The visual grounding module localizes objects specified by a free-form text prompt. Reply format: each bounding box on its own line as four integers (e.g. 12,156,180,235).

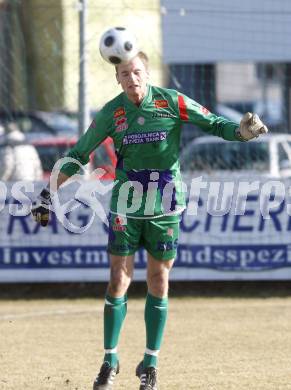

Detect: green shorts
107,213,181,261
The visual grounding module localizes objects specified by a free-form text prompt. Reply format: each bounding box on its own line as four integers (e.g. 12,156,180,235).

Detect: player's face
116,56,149,104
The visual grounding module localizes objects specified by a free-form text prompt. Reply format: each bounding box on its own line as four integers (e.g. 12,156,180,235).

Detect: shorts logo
112,215,127,231
156,239,178,251
115,216,124,224
114,107,126,118
154,99,169,109
167,228,174,237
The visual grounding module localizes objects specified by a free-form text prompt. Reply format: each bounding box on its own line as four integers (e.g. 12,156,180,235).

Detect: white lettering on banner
48,252,59,265
3,248,10,264
15,252,29,264
179,249,193,264
176,245,291,270
196,246,211,264
30,251,46,264
1,247,109,266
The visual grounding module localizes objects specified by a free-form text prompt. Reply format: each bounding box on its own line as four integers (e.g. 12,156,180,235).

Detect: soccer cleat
93,361,119,390
136,361,158,390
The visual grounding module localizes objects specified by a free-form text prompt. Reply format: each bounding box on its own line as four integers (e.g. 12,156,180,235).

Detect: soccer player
31,51,267,390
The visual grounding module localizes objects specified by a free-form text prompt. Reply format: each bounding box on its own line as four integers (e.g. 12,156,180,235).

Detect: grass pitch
1,284,291,389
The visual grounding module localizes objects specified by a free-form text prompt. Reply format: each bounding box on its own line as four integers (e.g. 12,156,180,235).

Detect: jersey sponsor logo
114,107,126,118
154,99,169,109
152,111,175,119
137,116,145,125
112,215,127,231
115,116,128,132
116,123,128,132
123,130,168,145
200,106,210,115
167,228,174,237
115,117,127,126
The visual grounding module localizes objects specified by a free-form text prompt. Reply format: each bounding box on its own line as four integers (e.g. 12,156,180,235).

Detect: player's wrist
235,128,248,142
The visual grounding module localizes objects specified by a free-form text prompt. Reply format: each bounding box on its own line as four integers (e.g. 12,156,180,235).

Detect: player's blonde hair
115,51,149,73
136,51,149,69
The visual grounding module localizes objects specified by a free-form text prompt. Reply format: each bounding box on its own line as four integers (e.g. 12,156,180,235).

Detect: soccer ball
99,27,139,65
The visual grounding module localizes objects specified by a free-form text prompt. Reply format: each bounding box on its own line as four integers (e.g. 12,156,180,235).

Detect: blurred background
0,0,291,177
1,0,290,128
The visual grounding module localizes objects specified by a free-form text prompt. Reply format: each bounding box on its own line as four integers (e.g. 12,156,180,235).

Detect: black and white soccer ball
99,27,139,65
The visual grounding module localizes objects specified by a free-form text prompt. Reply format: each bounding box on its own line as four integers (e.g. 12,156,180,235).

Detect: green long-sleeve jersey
61,84,240,218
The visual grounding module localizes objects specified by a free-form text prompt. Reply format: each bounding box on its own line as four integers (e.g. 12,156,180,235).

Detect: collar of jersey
122,84,152,110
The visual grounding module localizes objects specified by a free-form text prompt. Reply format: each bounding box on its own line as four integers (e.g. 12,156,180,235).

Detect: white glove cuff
39,188,52,206
235,128,248,142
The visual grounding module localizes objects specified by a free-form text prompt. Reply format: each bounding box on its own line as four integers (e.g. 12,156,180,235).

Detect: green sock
143,293,168,368
103,294,127,367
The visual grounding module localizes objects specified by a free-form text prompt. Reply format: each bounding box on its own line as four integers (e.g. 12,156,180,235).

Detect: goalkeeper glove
236,112,268,141
31,188,52,227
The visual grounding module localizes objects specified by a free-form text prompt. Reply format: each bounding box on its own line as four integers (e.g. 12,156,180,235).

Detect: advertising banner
1,177,291,282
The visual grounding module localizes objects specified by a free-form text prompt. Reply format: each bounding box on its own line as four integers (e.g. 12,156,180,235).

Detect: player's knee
147,272,169,297
109,268,131,295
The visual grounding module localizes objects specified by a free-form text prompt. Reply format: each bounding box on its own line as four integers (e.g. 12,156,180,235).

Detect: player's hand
236,112,268,141
31,188,52,227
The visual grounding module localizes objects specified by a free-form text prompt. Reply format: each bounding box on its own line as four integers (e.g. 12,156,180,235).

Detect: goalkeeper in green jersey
32,51,267,390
